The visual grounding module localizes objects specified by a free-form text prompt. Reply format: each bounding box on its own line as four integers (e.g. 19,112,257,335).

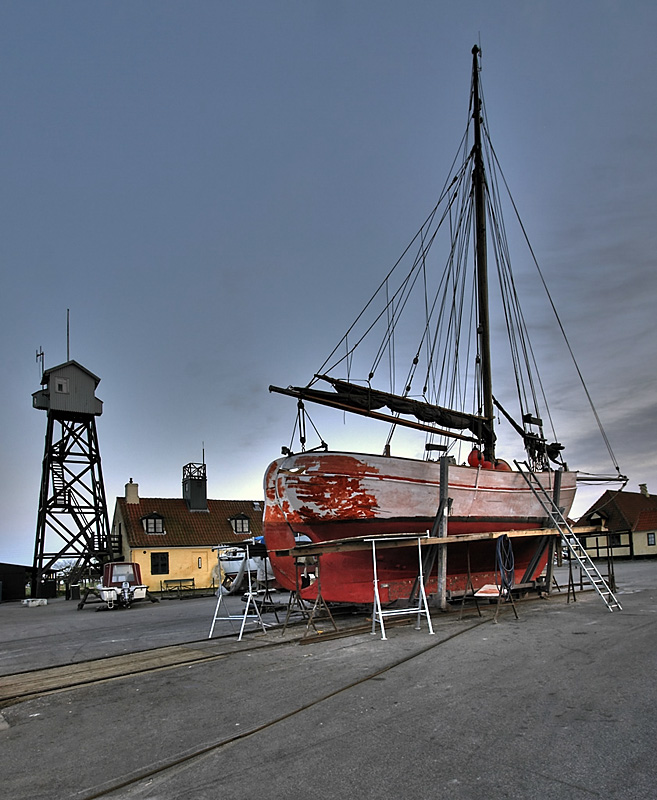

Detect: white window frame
142,515,165,534
230,516,250,534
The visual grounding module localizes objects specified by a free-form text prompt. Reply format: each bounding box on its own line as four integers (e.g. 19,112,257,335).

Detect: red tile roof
117,497,263,548
634,510,657,532
576,490,657,532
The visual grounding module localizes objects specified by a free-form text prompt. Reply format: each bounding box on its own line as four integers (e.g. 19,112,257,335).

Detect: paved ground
1,561,655,799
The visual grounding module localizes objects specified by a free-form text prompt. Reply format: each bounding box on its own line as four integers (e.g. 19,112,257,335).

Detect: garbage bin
71,584,80,600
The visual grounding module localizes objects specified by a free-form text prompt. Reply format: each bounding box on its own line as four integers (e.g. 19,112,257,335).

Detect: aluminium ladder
514,461,622,612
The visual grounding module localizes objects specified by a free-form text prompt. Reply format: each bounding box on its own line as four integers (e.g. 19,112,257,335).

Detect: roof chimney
125,478,140,504
183,463,208,511
640,483,650,498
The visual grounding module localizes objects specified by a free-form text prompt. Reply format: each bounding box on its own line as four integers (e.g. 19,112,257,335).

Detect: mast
471,44,495,462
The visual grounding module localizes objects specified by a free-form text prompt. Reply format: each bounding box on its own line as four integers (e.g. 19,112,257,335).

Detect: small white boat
219,548,260,579
97,562,148,608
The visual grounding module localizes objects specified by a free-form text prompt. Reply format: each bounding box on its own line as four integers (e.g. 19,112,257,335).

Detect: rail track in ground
0,607,503,800
0,610,428,709
77,614,494,800
2,581,566,714
0,638,251,709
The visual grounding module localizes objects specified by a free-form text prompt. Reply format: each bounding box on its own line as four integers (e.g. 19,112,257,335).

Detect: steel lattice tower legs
31,413,113,597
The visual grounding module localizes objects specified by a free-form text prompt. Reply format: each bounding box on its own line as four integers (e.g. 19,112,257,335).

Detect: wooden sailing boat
263,46,580,604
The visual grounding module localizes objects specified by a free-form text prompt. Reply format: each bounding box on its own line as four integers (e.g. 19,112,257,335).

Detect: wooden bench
160,578,195,598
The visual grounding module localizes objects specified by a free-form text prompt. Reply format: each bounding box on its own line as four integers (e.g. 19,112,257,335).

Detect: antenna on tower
66,309,70,361
202,441,205,465
36,348,44,379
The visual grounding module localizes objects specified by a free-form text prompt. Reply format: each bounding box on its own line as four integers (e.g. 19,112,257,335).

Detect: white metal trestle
369,536,435,640
208,544,268,640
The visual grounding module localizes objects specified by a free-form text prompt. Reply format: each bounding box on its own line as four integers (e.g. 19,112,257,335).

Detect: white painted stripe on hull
268,451,576,526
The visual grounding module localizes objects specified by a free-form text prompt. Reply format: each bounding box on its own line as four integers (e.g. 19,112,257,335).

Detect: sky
1,1,656,565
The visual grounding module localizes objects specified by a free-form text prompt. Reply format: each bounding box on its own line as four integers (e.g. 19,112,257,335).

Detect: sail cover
296,376,490,437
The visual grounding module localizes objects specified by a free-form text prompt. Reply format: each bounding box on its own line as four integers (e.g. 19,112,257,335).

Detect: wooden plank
0,646,220,702
275,526,603,557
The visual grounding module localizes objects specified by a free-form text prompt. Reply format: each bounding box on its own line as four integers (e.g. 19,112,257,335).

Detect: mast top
470,44,495,462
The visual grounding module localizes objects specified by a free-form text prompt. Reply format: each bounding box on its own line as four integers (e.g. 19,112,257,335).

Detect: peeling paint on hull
263,452,577,604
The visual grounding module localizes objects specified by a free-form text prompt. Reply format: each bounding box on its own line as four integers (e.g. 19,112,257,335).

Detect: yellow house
633,511,657,557
110,463,262,592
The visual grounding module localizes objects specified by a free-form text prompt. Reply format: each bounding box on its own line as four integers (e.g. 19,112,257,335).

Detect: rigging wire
483,129,557,443
292,50,622,480
287,401,326,454
477,65,559,450
487,140,624,476
368,198,458,381
315,151,472,381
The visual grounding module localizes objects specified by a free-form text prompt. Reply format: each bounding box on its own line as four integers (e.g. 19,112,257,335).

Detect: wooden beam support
274,526,604,558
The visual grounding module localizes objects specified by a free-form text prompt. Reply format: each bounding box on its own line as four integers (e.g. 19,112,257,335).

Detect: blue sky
2,1,656,564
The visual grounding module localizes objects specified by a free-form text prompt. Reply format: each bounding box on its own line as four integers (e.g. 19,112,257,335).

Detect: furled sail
319,376,484,432
269,375,493,444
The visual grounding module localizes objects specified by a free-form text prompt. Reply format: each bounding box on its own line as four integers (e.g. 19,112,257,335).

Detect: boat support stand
208,543,268,641
302,555,338,638
369,536,435,640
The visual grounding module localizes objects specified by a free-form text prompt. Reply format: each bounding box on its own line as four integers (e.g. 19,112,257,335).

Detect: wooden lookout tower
31,360,115,597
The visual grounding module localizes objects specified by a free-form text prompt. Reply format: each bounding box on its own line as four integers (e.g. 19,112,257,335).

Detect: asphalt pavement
1,561,656,800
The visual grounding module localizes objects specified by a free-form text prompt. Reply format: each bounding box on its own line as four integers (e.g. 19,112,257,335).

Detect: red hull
263,452,576,604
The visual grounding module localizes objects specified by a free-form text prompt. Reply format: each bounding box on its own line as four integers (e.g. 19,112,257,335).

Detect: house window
142,515,164,534
54,377,69,394
151,552,169,575
230,515,250,534
648,532,656,547
609,533,621,547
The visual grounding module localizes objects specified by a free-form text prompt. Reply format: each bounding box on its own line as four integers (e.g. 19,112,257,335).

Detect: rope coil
495,534,515,595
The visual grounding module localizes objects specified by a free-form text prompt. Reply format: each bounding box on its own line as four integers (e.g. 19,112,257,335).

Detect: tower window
54,378,69,394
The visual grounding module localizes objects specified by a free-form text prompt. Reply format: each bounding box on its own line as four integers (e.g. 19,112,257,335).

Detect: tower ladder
51,460,68,506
